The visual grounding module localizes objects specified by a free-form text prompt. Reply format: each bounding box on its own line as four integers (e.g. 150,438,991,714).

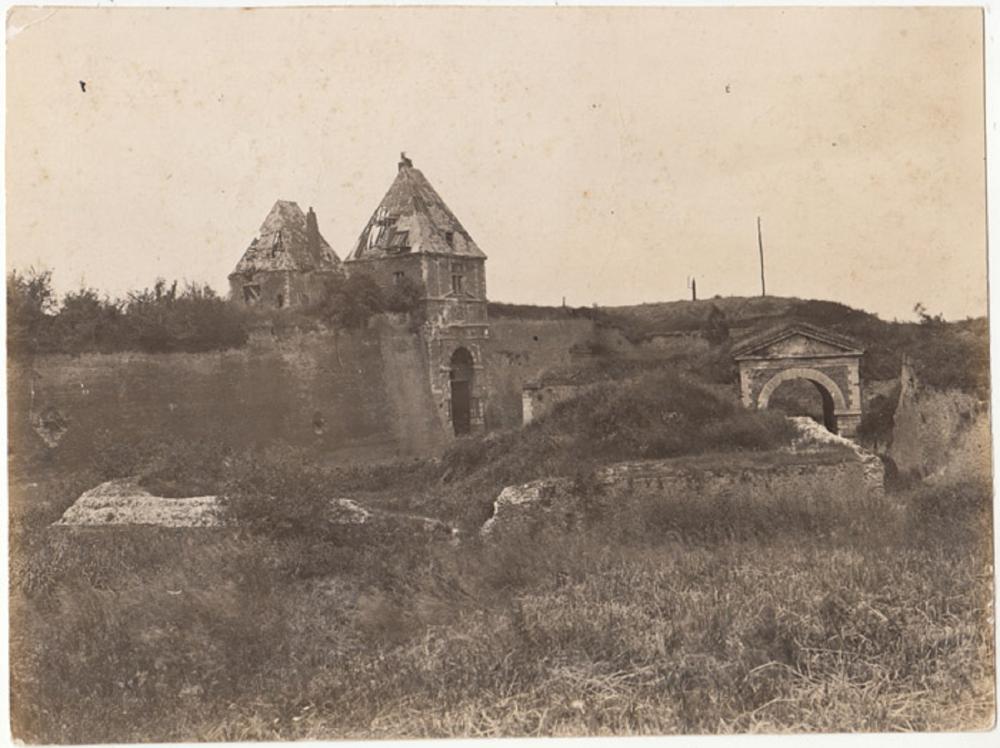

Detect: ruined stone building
229,200,341,309
227,156,490,437
345,154,490,436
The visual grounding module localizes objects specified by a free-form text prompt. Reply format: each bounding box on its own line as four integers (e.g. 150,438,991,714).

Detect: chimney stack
306,207,320,253
398,151,413,171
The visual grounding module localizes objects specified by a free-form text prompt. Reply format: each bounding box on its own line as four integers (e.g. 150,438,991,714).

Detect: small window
393,271,405,286
388,230,410,251
451,274,464,294
276,293,285,309
445,231,455,248
243,284,261,304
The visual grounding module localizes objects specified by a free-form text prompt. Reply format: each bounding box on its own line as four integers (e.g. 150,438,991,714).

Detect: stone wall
522,383,595,425
8,315,600,469
228,268,338,310
482,449,882,537
482,317,598,429
7,319,445,470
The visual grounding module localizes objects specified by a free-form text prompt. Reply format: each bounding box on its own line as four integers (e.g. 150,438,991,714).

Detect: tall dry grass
8,468,993,742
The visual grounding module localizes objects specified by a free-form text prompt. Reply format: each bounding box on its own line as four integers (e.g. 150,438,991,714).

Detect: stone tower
345,154,489,436
229,201,341,309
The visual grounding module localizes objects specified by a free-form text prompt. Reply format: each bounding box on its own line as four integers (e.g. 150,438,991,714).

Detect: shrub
221,453,334,538
383,275,424,314
6,271,249,355
137,438,234,497
7,267,57,354
857,385,899,450
90,431,159,481
316,272,385,329
704,304,730,345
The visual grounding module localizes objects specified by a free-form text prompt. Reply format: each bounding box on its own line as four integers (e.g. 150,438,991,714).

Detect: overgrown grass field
8,457,994,741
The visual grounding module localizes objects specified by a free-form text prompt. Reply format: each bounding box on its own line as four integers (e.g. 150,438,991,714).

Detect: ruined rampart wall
7,320,444,469
8,316,598,468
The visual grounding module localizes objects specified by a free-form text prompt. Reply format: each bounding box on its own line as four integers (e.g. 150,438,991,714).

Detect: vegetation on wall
6,268,429,354
7,270,248,355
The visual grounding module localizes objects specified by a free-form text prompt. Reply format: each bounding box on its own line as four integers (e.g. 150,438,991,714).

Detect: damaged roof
346,154,487,261
231,200,341,276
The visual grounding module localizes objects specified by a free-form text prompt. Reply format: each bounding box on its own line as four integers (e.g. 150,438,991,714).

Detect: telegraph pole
757,216,766,297
686,276,697,301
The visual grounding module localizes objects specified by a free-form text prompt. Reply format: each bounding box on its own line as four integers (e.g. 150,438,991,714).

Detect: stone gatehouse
733,322,864,436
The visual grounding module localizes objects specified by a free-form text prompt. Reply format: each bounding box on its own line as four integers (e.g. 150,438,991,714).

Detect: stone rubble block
54,478,458,536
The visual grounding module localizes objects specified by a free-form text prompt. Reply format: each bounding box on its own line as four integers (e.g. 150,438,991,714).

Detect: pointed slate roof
231,200,340,276
346,155,486,261
732,321,864,360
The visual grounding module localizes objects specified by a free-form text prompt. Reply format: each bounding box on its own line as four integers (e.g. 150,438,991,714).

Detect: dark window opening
393,271,405,286
388,230,410,253
243,284,261,304
445,231,455,248
451,274,464,294
276,293,285,309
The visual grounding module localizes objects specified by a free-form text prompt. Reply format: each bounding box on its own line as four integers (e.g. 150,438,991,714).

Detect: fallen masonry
481,417,885,537
55,477,458,536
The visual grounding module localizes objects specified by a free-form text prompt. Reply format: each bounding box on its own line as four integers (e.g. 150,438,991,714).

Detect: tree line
6,268,425,355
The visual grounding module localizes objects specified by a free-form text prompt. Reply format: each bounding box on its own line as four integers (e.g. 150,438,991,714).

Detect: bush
6,272,249,355
383,275,425,314
221,452,335,538
316,272,385,329
137,438,234,497
857,385,899,450
7,267,57,354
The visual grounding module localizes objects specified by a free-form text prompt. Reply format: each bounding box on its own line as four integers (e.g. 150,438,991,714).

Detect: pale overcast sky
6,6,987,321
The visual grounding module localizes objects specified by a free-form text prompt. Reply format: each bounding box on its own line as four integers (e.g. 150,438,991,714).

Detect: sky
5,6,988,321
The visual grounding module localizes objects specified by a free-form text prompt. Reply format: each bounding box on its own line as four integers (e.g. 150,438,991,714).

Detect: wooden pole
757,216,766,296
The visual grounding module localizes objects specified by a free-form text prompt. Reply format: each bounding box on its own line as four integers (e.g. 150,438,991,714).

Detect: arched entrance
733,323,864,438
449,347,475,436
757,367,847,434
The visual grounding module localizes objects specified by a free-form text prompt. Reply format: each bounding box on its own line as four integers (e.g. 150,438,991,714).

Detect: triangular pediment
733,323,863,360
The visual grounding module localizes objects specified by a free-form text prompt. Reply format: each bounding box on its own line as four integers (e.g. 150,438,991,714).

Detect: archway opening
449,347,475,436
763,377,838,434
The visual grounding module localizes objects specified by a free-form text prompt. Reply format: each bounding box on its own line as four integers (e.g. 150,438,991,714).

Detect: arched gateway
733,323,864,437
449,347,475,436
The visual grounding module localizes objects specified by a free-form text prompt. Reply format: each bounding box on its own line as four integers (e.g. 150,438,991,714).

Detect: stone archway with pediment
733,323,864,437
